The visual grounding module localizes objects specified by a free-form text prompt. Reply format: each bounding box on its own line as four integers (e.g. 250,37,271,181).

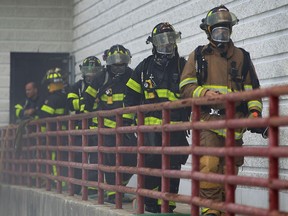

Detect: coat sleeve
67,81,82,112
243,57,263,113
179,51,209,98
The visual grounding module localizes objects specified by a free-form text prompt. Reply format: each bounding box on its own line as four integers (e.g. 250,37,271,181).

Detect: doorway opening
10,52,74,123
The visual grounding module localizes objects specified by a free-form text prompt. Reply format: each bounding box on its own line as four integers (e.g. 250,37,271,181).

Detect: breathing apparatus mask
146,22,181,65
200,5,238,49
80,56,104,85
104,44,132,76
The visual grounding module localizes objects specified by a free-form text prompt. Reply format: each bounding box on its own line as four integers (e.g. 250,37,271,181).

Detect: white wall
0,0,73,126
72,0,288,211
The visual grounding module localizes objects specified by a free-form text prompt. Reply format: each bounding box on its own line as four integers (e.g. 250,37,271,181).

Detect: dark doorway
10,52,75,124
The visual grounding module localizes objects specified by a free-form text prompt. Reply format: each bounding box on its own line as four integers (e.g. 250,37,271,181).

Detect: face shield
211,27,230,42
81,66,104,84
152,31,181,46
206,11,238,27
155,44,175,55
152,31,180,55
106,53,131,66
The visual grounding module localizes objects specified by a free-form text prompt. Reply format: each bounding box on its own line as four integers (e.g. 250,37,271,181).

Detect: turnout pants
103,133,137,186
199,130,244,202
144,131,188,208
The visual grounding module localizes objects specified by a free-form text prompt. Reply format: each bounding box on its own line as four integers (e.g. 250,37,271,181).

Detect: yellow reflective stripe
193,86,206,97
93,117,116,128
101,93,124,101
80,104,85,111
86,86,97,98
179,77,197,89
157,199,176,206
210,128,243,140
201,208,210,214
15,104,23,117
41,104,55,114
107,191,116,196
123,113,134,120
126,78,141,93
51,152,57,176
143,117,180,125
143,89,179,101
202,85,228,94
104,118,116,128
67,92,78,99
72,99,79,110
55,108,65,115
244,85,253,91
87,187,98,190
41,126,46,132
248,100,263,111
92,117,98,124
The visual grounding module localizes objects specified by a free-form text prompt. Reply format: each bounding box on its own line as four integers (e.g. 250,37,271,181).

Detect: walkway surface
0,184,191,216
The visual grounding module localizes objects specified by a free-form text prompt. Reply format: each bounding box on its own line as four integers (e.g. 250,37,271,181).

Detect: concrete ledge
0,184,134,216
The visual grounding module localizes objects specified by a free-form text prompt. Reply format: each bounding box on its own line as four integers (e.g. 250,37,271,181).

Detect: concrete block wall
72,0,288,211
0,0,73,126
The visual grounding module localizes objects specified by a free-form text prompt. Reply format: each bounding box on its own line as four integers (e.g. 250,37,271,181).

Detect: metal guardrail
0,85,288,215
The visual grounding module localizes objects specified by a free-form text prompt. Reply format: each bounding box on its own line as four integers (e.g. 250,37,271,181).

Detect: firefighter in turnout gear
82,44,137,203
67,56,105,194
39,68,68,187
124,22,189,213
15,82,41,122
179,5,263,216
39,68,68,121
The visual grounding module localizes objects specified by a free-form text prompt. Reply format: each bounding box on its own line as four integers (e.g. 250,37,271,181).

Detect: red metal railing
1,85,288,215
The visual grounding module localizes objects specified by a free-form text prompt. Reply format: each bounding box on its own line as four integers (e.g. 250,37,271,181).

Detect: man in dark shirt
15,82,41,122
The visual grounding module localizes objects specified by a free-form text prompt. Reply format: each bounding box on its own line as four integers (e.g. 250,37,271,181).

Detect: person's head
79,56,104,85
200,5,238,49
103,44,132,76
44,68,64,93
146,22,181,64
25,82,38,99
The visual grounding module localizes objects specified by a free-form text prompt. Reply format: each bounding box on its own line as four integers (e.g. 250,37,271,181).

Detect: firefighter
67,56,105,194
82,44,137,203
39,68,68,187
39,68,68,120
179,5,263,216
124,23,189,213
15,82,41,122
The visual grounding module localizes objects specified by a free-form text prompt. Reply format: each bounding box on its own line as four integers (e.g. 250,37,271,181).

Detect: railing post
115,113,123,209
81,118,88,200
161,108,170,213
56,120,62,193
191,104,200,216
225,100,236,216
268,95,279,212
97,115,105,204
137,110,145,214
45,122,52,191
68,119,74,196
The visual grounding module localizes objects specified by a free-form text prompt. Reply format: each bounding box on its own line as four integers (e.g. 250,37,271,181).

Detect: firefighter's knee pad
200,156,222,189
200,156,220,174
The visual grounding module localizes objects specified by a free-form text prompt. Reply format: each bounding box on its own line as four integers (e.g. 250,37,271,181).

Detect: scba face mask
211,27,230,43
155,43,175,55
110,64,126,75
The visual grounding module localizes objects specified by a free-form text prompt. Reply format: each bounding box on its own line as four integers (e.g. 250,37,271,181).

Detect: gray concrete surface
0,184,191,216
0,184,135,216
